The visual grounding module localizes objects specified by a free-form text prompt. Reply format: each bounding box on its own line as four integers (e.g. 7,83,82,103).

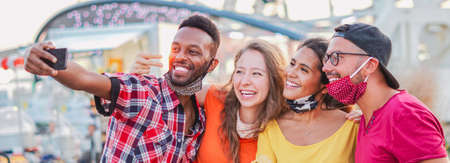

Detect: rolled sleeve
94,73,159,121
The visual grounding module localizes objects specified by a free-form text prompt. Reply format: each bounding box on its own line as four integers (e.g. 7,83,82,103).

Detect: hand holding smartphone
43,48,68,70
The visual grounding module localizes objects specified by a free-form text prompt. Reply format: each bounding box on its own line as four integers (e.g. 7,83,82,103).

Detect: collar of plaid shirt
95,74,206,163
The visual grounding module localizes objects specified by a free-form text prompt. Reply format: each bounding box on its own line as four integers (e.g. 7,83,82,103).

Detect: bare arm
345,109,362,122
195,84,210,106
421,157,449,163
24,42,111,99
54,62,111,99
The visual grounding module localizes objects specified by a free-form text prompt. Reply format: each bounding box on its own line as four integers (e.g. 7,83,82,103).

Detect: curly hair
179,15,220,56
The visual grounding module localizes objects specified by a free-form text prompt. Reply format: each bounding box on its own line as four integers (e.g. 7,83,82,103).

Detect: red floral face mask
326,57,372,105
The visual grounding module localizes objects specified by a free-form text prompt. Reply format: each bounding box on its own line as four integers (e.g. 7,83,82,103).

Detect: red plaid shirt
94,73,205,163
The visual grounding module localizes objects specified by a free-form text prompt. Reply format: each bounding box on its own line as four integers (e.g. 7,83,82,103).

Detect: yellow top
254,120,358,163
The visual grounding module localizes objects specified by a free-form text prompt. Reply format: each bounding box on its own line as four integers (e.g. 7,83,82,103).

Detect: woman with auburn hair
213,40,288,163
254,38,359,163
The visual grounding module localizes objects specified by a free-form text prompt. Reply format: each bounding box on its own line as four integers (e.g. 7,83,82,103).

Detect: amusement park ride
1,0,450,161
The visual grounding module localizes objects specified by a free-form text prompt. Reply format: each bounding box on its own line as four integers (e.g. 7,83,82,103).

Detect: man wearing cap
323,23,448,162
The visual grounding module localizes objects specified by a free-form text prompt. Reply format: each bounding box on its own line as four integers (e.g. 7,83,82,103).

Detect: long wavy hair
219,40,288,163
297,38,347,111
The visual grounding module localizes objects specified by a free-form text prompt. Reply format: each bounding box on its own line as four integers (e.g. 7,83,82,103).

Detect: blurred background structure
0,0,449,162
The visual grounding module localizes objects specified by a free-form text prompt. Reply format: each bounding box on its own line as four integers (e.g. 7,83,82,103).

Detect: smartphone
43,48,67,70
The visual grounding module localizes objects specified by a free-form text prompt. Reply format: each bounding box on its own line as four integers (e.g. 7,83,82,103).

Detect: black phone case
43,48,67,70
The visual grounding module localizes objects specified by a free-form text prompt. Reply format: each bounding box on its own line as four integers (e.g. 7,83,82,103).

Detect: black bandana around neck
286,95,318,113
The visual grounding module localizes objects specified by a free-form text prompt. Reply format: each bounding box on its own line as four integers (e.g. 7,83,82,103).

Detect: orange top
196,86,257,163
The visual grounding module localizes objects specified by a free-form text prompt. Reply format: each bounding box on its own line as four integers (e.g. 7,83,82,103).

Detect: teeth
174,66,188,72
286,81,300,87
329,78,338,82
240,90,256,96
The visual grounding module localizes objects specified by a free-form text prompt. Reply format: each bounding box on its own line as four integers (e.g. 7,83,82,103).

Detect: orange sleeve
197,85,228,163
204,85,224,111
200,86,257,163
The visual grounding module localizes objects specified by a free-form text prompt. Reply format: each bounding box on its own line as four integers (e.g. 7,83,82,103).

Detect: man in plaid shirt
24,15,220,162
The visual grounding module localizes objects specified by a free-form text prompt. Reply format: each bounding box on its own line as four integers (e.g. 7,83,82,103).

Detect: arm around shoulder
196,84,211,107
421,157,449,163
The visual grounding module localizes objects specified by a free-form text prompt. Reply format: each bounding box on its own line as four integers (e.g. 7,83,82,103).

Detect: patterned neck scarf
236,111,257,139
164,59,214,96
286,95,318,113
164,73,203,96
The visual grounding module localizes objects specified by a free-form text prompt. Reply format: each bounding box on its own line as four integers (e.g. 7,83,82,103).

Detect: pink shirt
356,90,447,163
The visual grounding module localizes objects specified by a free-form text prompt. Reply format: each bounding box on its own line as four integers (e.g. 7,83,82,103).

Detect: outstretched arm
24,42,111,99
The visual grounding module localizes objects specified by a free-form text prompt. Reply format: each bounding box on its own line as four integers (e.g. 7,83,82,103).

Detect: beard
165,60,212,96
168,60,211,86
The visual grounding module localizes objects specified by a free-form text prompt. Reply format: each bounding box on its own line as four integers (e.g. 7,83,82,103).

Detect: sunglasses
323,51,370,66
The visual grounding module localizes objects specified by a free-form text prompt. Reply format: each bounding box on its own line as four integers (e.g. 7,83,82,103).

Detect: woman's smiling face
233,49,270,110
283,47,324,100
